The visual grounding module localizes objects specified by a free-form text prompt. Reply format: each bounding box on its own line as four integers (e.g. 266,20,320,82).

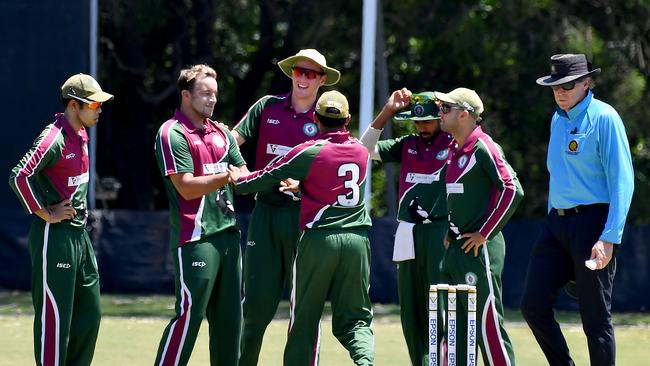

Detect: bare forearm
230,130,246,146
171,173,232,200
371,106,395,129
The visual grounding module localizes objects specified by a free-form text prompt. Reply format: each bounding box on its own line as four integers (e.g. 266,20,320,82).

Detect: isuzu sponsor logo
266,144,291,156
65,152,76,160
407,148,417,155
246,241,256,247
203,162,228,175
266,118,280,125
56,263,71,269
405,172,438,184
68,172,89,187
446,183,464,194
192,261,206,267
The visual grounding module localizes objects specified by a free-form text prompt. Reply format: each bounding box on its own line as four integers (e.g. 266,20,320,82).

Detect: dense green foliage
97,0,649,222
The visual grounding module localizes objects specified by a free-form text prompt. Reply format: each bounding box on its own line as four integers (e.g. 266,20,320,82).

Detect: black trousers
520,204,616,366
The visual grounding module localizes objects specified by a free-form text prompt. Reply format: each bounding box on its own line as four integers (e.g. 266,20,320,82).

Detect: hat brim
433,91,456,105
393,111,440,121
278,55,341,86
87,91,114,102
535,69,601,86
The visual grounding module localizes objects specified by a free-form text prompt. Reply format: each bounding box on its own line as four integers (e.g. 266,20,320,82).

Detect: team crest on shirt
212,134,225,148
465,272,478,286
436,149,449,160
458,155,468,168
568,139,578,153
303,122,318,136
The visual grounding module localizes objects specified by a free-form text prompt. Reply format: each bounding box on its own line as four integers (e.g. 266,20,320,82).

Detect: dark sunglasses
438,103,466,114
291,67,325,80
551,79,582,91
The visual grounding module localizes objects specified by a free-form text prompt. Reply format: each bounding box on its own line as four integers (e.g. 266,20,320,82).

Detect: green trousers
396,219,447,366
284,228,374,366
440,231,515,366
28,219,101,366
155,229,242,366
239,201,300,366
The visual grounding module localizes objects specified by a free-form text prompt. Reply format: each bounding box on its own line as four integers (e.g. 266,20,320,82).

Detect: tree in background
96,0,649,223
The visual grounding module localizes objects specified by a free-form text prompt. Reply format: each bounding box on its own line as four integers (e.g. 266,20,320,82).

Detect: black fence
0,209,648,312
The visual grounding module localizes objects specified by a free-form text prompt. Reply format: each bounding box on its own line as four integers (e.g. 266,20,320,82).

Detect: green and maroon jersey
444,126,523,239
233,93,319,205
9,113,90,228
236,130,371,231
377,132,453,223
155,110,246,246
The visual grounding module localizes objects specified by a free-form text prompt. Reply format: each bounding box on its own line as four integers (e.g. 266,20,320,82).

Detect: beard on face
191,97,214,119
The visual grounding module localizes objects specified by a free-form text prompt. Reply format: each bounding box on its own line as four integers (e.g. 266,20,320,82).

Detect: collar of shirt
453,125,483,154
283,92,317,116
555,90,593,121
55,113,88,143
318,129,350,142
422,131,452,148
174,109,216,134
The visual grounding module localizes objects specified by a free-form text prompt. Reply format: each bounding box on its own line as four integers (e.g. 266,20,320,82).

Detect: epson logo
267,119,280,125
56,263,71,269
65,153,76,160
192,261,207,267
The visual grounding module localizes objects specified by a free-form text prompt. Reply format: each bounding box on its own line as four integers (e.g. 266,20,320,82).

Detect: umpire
521,54,635,365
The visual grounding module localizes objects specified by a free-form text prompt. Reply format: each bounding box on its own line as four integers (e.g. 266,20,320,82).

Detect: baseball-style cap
433,87,484,116
61,73,114,102
277,49,341,86
394,92,440,121
315,90,349,119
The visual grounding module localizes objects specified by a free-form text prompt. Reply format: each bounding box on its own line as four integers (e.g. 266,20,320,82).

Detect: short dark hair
177,64,217,94
315,113,347,128
61,97,83,109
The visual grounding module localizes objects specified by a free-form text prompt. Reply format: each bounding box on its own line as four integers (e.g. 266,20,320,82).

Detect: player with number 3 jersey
229,91,374,366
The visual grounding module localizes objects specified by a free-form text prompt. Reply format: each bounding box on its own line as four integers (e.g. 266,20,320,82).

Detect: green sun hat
393,92,440,121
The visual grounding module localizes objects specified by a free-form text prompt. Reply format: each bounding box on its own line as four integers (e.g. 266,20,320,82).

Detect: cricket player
230,48,341,366
153,64,247,366
9,73,113,366
229,91,374,366
360,88,452,365
436,88,523,366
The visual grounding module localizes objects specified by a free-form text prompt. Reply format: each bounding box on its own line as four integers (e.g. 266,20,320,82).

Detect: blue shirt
547,91,634,244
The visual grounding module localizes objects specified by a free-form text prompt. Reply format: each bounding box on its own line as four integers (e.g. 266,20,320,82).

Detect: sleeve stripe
159,121,179,176
237,141,319,186
12,125,61,213
233,95,282,130
477,137,517,238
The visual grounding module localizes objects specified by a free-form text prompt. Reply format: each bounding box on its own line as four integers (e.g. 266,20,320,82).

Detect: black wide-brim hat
536,54,601,86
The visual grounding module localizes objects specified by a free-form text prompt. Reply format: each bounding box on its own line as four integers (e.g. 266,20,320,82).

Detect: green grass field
1,291,649,365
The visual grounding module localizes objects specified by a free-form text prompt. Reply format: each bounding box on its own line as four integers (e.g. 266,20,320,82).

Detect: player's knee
520,294,546,320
